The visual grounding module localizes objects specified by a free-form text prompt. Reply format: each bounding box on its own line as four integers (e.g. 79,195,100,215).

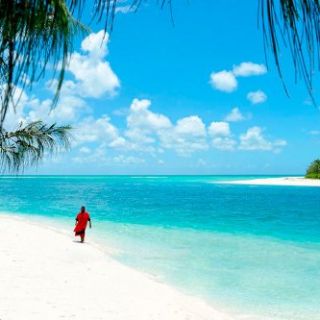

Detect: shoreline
0,214,232,320
217,176,320,187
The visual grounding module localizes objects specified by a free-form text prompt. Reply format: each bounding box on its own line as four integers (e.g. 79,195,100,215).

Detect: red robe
74,212,90,236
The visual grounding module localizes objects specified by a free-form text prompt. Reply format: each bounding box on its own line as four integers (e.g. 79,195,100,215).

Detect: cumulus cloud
68,98,210,157
7,30,121,133
162,116,208,155
2,84,88,130
6,81,287,168
127,99,171,130
247,90,267,104
81,31,109,58
124,99,171,151
212,137,236,151
239,126,287,152
73,115,124,148
27,93,88,124
125,99,207,155
3,30,121,133
233,62,267,77
224,107,245,122
113,155,145,165
208,121,231,136
209,61,267,93
175,116,206,137
209,70,238,92
79,147,91,154
208,121,236,150
68,30,120,98
125,99,208,155
2,85,29,130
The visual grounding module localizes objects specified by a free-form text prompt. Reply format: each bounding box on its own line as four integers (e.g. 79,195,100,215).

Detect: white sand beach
220,176,320,187
0,215,232,320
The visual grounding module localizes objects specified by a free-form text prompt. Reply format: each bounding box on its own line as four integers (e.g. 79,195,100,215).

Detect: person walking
74,206,92,243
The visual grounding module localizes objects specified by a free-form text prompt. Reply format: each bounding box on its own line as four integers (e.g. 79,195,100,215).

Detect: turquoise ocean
0,175,319,320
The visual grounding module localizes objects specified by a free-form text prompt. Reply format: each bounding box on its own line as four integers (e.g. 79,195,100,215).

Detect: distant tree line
305,159,320,179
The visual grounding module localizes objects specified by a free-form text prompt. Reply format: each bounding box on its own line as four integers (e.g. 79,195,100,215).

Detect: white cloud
224,107,245,122
124,98,171,152
81,30,109,58
160,115,208,155
209,70,237,92
208,121,231,136
208,121,236,151
68,30,120,98
72,147,108,164
5,79,288,169
113,108,128,117
124,99,208,155
113,155,145,165
233,62,267,77
247,90,267,104
27,93,88,124
2,84,88,130
2,30,121,142
12,30,121,134
211,137,237,151
175,116,206,136
209,62,267,93
2,85,29,130
73,115,123,148
239,127,271,150
239,126,287,152
128,99,171,130
79,147,91,154
273,139,287,147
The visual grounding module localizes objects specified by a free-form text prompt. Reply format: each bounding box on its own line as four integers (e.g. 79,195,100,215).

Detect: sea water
0,175,319,320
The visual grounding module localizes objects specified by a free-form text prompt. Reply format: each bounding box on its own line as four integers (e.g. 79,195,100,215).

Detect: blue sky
8,1,320,174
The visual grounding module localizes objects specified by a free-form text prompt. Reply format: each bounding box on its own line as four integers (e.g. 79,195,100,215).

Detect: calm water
0,175,319,320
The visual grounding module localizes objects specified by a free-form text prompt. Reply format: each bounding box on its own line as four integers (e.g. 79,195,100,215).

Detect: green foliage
260,0,320,103
0,0,85,171
305,159,320,179
0,121,72,172
0,0,87,128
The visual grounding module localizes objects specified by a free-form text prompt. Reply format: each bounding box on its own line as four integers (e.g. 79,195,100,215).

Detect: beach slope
0,215,230,320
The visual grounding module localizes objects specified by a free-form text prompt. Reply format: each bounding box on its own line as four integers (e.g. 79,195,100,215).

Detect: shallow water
0,175,319,319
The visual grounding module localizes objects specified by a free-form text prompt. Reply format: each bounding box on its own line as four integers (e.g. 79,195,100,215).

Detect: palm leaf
0,120,72,172
259,0,320,103
0,0,87,129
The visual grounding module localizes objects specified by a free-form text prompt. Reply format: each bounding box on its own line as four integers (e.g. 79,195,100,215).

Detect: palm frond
0,120,72,172
260,0,320,103
0,0,87,129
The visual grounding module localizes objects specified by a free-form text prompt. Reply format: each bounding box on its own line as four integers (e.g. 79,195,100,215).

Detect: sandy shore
0,215,231,320
220,176,320,187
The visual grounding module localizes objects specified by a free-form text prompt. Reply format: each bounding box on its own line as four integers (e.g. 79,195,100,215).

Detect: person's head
81,206,86,213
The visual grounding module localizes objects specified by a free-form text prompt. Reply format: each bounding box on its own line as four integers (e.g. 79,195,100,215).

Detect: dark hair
81,206,85,212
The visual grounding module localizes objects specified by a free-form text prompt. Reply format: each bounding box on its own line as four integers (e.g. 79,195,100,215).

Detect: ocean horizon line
0,173,304,177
